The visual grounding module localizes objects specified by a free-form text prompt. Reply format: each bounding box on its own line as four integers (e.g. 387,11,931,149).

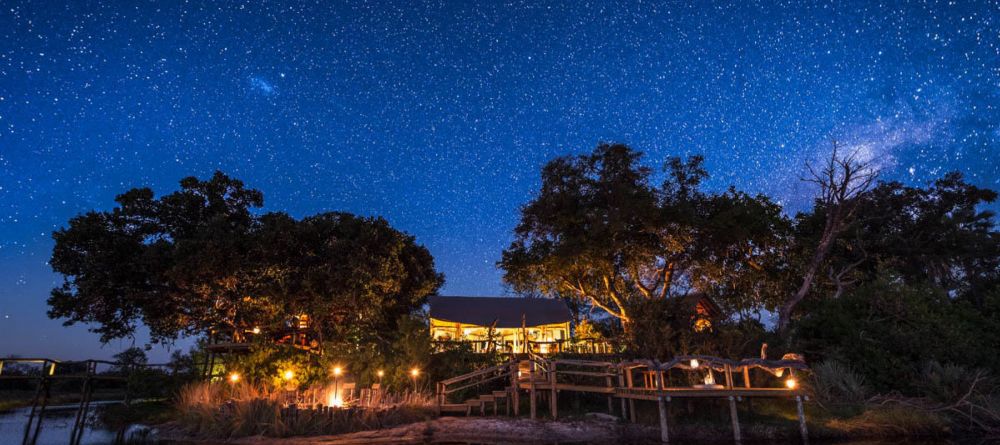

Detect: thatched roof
428,296,571,328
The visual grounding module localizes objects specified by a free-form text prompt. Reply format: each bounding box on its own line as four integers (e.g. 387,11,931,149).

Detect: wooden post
605,371,614,414
73,369,95,445
511,361,520,416
506,389,511,415
30,377,51,445
22,360,48,445
743,366,751,388
728,396,741,443
69,365,92,445
656,369,670,443
618,368,627,418
796,396,809,445
549,361,558,419
626,367,636,423
435,383,442,416
529,362,537,420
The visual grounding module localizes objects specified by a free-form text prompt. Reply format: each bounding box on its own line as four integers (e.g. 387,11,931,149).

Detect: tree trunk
778,227,836,332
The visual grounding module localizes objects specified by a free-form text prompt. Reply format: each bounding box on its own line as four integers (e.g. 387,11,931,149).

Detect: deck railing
431,338,613,355
435,354,811,444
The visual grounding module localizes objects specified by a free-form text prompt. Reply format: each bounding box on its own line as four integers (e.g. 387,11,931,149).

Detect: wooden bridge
435,354,811,444
0,357,159,445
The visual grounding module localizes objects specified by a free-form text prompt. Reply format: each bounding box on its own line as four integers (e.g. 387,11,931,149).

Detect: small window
694,318,712,332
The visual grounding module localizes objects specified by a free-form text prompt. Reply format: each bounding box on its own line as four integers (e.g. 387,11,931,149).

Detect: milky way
1,1,998,360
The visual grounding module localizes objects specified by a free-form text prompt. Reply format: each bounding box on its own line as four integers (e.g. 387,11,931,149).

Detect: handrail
0,357,176,379
439,361,512,386
431,338,614,355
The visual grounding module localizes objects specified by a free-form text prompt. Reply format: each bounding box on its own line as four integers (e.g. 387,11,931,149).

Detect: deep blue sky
1,1,998,362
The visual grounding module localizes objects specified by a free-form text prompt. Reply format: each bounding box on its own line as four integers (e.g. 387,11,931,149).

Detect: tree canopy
500,143,789,326
49,172,443,345
502,142,1000,363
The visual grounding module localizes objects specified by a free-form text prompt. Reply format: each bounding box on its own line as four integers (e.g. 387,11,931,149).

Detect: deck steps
452,390,511,416
439,403,469,414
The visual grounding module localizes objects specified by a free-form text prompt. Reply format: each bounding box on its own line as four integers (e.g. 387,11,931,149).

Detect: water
0,406,992,445
0,404,117,445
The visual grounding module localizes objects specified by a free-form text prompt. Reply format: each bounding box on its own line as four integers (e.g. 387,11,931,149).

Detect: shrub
917,362,993,405
794,277,1000,393
811,361,869,413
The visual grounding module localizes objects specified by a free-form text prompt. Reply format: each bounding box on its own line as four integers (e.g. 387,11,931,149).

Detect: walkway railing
0,357,172,445
431,338,613,355
436,354,812,444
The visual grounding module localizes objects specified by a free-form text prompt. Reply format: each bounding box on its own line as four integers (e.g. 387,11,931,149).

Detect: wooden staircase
437,358,531,416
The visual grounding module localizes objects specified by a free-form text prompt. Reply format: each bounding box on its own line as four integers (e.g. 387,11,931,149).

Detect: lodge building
428,295,720,355
428,296,574,354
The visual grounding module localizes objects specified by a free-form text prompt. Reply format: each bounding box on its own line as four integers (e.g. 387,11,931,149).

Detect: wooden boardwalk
1,358,125,445
0,357,165,445
436,354,811,444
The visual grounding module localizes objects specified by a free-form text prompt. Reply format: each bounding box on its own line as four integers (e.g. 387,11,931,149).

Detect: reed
174,381,434,439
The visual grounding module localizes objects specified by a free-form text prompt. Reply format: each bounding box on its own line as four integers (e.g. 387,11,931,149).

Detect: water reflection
1,406,995,445
0,405,115,445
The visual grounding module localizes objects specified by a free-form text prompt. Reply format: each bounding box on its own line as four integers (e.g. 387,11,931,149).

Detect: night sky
1,1,998,361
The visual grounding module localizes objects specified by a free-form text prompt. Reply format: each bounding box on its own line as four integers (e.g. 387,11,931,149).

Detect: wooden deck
436,354,811,444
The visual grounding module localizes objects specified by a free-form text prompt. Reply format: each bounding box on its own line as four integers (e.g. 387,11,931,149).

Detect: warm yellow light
785,378,797,390
251,326,261,334
410,368,420,377
327,393,344,408
376,370,385,378
228,372,240,383
694,318,712,332
283,370,295,381
690,359,700,369
332,366,343,377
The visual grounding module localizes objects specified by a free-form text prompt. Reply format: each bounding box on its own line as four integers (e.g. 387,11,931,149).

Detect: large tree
48,172,443,345
796,171,999,309
777,145,877,332
500,143,788,327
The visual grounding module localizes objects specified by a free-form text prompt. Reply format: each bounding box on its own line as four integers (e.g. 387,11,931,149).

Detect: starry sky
1,1,998,362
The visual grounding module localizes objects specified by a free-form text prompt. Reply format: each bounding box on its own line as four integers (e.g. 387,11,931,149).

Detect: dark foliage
48,172,443,346
501,143,789,328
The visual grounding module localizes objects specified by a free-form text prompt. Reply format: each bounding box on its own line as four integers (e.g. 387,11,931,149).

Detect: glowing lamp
376,370,385,378
332,366,343,377
283,370,295,381
251,326,261,334
228,372,240,383
328,394,344,408
785,378,797,390
410,368,420,377
690,359,700,369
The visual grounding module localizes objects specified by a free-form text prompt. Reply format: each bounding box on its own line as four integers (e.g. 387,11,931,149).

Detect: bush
917,362,992,405
811,361,869,413
794,276,1000,393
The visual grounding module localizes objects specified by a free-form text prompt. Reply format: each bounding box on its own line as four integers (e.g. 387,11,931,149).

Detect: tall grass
174,381,434,439
823,405,949,438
